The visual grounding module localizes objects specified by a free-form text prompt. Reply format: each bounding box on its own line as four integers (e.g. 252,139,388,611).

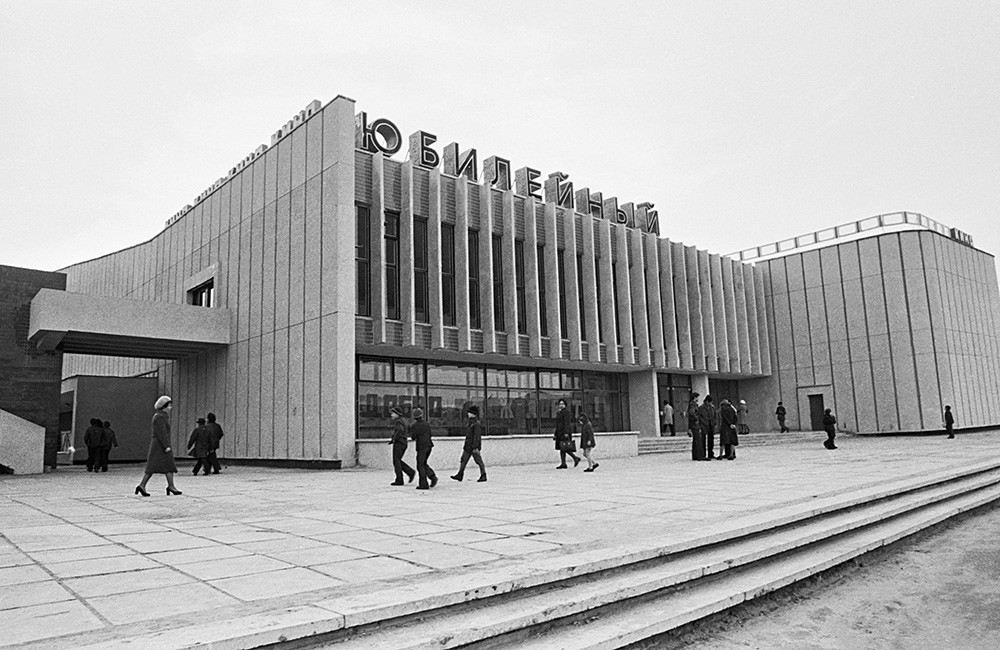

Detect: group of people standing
686,393,746,461
83,419,118,472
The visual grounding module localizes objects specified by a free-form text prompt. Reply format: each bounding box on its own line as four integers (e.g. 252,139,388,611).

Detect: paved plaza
1,431,997,648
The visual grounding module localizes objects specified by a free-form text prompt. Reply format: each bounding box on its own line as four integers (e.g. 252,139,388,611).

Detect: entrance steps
307,461,1000,650
637,430,826,455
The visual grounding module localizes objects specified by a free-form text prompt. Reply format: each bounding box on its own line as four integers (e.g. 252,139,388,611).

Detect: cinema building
14,94,1000,470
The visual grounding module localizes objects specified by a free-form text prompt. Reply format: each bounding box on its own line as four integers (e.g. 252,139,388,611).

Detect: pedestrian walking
736,400,750,435
187,418,212,475
84,418,104,472
661,400,675,436
451,405,487,482
101,421,118,471
698,395,719,459
388,406,416,486
204,412,224,474
554,398,581,469
410,407,437,489
578,412,600,472
689,392,705,460
135,396,181,496
775,401,790,432
823,408,838,449
719,399,739,460
944,405,955,439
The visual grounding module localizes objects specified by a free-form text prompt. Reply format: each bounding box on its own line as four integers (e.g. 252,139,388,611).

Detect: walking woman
135,395,182,496
822,408,838,449
578,412,599,472
554,398,581,469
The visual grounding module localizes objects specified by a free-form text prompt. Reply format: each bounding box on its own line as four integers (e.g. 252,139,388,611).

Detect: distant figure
944,405,955,439
775,401,790,433
101,421,118,471
578,412,599,472
688,392,704,460
719,399,739,460
388,406,415,486
410,407,437,489
554,399,581,469
451,405,487,482
84,418,104,472
187,418,212,476
661,401,675,436
698,395,719,460
135,396,181,496
736,400,749,436
823,409,838,449
204,412,224,474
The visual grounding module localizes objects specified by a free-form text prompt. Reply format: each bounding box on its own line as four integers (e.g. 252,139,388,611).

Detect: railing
729,211,973,262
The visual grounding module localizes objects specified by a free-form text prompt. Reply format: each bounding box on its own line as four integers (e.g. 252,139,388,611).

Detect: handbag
559,438,577,453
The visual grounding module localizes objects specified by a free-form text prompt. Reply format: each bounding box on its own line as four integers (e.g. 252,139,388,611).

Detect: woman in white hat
134,395,182,496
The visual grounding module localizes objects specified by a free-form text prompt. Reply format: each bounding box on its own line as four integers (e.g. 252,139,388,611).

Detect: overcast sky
2,1,998,279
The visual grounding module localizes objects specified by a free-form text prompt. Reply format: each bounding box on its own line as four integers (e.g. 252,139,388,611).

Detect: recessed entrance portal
808,394,826,431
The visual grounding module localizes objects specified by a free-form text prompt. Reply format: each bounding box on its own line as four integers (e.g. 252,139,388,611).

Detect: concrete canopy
28,289,231,359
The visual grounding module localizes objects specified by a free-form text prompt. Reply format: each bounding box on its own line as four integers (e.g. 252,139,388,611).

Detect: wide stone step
638,431,828,454
313,463,1000,649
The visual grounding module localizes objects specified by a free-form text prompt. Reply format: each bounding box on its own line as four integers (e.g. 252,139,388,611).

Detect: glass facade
356,355,630,439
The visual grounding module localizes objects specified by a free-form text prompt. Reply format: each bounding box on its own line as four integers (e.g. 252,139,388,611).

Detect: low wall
0,409,45,475
356,431,639,470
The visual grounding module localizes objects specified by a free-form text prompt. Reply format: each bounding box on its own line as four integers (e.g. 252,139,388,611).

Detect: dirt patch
638,501,1000,649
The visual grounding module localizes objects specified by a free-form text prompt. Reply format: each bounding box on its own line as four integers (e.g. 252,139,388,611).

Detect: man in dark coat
688,393,704,460
698,395,719,460
410,407,437,489
554,398,581,469
204,412,224,474
823,409,838,449
188,418,213,475
100,421,118,471
388,406,416,486
451,405,487,482
84,418,105,472
775,401,790,433
944,405,955,439
719,399,738,460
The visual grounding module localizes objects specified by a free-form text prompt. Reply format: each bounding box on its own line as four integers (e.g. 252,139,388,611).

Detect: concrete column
627,368,658,437
454,181,471,351
479,181,496,354
523,197,543,357
667,241,687,369
754,265,771,374
581,216,601,363
744,263,761,373
628,229,651,366
543,203,562,360
721,256,740,373
685,245,705,371
501,190,519,354
598,219,617,364
733,259,751,374
644,233,666,368
399,161,415,345
428,171,444,349
702,250,719,372
370,152,387,344
614,224,635,365
561,208,582,360
691,373,710,401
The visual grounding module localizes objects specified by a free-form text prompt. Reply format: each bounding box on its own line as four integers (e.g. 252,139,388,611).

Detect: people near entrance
736,401,749,436
822,409,838,449
944,405,955,439
135,395,181,497
410,407,438,489
388,406,416,486
689,393,704,460
660,401,675,436
101,421,118,471
84,418,105,472
698,395,719,460
188,418,213,476
775,401,790,432
554,398,581,469
204,412,224,474
578,412,599,472
451,405,487,482
719,399,739,460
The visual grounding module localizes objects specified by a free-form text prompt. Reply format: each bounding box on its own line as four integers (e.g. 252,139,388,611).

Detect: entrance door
808,394,825,431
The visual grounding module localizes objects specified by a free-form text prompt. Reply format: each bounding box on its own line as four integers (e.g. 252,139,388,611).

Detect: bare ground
635,501,1000,650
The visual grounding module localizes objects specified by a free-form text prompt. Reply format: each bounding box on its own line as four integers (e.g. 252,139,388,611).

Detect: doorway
808,394,825,431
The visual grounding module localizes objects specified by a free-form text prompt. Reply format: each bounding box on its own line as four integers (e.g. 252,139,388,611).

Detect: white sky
2,1,998,279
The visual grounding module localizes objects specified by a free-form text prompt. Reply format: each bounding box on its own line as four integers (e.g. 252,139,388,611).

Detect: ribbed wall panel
383,160,401,211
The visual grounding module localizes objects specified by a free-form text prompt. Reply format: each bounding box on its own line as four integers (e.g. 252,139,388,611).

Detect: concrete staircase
291,460,1000,650
637,430,827,455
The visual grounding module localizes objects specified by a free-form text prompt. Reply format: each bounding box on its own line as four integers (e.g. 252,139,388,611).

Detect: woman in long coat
578,412,599,472
736,400,750,435
553,399,581,469
135,395,182,496
719,398,739,460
